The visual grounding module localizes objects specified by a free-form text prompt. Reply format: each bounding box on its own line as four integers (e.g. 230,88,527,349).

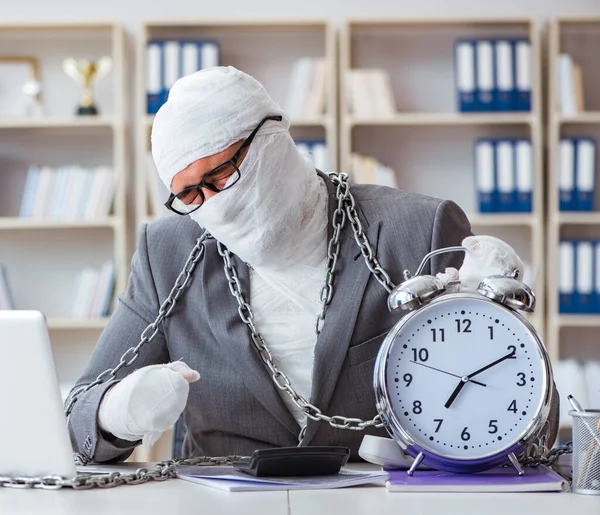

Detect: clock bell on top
387,235,535,314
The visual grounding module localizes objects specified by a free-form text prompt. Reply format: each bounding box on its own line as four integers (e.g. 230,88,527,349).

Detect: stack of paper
284,57,328,119
558,53,584,116
351,154,398,188
176,466,388,492
346,69,397,118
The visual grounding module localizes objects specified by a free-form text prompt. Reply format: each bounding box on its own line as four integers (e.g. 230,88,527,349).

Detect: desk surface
2,465,599,515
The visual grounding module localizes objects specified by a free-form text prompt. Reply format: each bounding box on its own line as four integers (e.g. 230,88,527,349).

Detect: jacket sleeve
67,224,170,463
429,199,473,274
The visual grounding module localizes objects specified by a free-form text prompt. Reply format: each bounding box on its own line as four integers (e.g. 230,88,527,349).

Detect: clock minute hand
444,351,515,409
466,350,516,380
409,360,486,387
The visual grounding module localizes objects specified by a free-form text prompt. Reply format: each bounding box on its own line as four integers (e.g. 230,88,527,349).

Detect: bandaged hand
436,235,525,290
98,361,200,449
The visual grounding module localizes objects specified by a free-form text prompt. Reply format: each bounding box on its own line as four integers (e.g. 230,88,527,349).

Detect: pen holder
569,409,600,495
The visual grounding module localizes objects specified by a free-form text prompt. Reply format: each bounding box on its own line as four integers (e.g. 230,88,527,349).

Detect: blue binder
474,139,496,212
559,138,576,211
455,40,477,112
475,40,496,111
514,139,533,212
574,240,595,313
574,137,596,212
146,41,163,114
495,40,515,111
513,39,532,112
559,240,576,314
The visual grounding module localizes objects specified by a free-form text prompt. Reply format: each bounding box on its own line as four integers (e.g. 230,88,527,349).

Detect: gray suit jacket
68,174,558,462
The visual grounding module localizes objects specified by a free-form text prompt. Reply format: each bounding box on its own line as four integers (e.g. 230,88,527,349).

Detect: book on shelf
147,39,221,115
176,466,388,492
385,465,567,493
0,264,14,310
555,359,600,425
71,260,116,319
455,38,531,113
474,138,533,214
284,57,328,119
350,154,398,189
18,165,117,221
558,138,596,212
345,69,396,118
295,140,329,172
558,53,585,116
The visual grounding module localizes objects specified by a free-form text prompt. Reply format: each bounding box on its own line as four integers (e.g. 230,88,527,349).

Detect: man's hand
98,361,200,449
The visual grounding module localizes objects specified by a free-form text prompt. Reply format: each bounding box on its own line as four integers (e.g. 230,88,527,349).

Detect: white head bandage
151,66,290,188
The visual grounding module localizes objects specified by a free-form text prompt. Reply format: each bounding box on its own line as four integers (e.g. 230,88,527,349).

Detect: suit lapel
302,177,381,444
200,239,299,437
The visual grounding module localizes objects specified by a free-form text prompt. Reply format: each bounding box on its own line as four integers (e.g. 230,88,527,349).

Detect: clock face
379,295,550,461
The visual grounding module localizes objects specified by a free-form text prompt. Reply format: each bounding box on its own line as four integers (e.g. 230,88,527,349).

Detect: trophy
62,56,112,116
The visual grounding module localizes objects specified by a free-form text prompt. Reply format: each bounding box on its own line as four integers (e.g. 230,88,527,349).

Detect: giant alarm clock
373,246,554,475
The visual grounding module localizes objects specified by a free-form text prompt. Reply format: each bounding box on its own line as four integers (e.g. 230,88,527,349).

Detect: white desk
2,466,599,515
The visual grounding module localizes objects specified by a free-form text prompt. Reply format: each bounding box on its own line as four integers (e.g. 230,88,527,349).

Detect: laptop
0,310,78,478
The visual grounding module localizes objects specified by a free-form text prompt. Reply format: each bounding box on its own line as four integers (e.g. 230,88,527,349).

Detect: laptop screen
0,310,77,478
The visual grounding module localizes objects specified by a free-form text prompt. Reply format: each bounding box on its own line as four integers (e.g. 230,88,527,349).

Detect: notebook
385,465,568,493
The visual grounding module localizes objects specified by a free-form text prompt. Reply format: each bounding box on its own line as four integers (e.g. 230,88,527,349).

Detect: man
66,66,551,463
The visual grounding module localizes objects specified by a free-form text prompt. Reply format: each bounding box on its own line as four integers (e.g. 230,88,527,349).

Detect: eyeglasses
165,115,283,215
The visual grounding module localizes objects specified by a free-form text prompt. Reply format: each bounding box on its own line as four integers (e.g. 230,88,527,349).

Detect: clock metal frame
373,293,555,474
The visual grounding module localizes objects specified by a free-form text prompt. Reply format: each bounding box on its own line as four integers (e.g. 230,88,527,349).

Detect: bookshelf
0,23,127,393
339,18,545,336
547,17,600,431
136,20,337,229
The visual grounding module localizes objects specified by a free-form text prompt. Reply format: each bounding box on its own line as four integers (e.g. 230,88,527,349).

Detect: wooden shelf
146,114,334,128
346,112,534,127
0,117,116,129
468,213,537,227
553,212,600,225
556,315,600,328
0,217,120,230
47,317,110,330
557,112,600,124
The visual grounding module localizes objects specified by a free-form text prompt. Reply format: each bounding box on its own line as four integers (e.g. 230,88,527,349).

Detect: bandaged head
151,66,328,271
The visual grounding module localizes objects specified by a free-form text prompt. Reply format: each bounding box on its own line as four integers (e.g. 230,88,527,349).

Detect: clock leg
508,452,525,475
407,452,425,476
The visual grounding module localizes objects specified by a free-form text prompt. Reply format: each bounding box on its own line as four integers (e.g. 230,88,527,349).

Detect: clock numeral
411,348,429,362
455,318,472,333
508,400,518,413
403,373,413,387
430,328,445,342
488,326,494,340
488,420,498,434
433,419,443,433
507,345,517,358
516,372,526,387
461,427,471,441
412,400,423,414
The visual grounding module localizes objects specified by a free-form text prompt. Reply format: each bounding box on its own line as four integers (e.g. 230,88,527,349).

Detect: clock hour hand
444,380,467,409
409,361,486,387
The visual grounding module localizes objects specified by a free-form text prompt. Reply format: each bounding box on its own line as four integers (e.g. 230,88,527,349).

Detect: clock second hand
409,360,487,387
444,350,516,409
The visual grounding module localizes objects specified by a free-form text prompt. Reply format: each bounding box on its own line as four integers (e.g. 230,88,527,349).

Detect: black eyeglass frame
164,115,283,215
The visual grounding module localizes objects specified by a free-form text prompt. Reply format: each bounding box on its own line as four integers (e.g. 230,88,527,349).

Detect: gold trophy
62,56,112,116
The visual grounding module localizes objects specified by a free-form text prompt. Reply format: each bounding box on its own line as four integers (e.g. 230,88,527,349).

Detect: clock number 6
461,427,471,441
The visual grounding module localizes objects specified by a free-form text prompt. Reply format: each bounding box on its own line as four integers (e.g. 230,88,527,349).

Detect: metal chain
218,239,384,435
2,173,567,489
519,441,573,468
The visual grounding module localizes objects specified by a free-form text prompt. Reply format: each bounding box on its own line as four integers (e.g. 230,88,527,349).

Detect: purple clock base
404,442,524,474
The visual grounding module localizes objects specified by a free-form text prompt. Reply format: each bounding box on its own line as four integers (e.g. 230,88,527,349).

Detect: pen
568,394,585,413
